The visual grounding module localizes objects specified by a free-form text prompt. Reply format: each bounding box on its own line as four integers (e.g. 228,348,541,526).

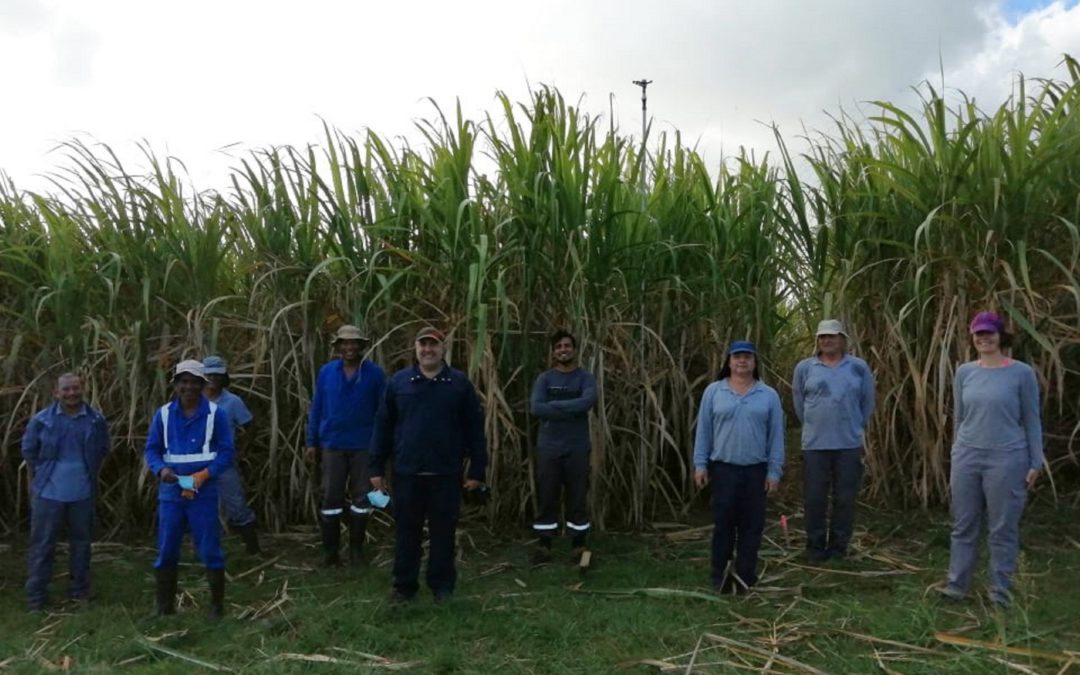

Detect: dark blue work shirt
369,364,487,481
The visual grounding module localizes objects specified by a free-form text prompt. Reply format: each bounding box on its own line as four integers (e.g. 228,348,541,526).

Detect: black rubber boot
155,566,178,616
207,569,226,620
237,523,262,556
320,515,342,566
349,513,368,567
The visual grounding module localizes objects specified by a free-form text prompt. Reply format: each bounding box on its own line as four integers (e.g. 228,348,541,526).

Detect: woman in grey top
942,311,1043,607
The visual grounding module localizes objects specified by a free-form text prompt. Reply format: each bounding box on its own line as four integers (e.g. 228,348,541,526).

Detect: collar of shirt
409,364,453,383
336,358,366,378
50,402,89,418
717,379,765,396
168,396,211,419
812,354,850,368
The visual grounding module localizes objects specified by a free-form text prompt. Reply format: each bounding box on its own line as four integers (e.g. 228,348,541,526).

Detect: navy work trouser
392,474,462,597
26,496,94,606
709,461,767,589
803,448,863,558
533,448,590,540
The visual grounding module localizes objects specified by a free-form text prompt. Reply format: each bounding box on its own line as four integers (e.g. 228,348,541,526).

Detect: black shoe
806,549,830,563
237,523,262,556
155,566,178,616
531,545,553,565
207,569,226,620
433,590,453,605
389,589,416,605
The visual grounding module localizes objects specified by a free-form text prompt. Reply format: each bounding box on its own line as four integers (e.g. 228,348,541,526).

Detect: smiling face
55,374,84,413
552,336,576,366
729,351,756,377
416,337,445,371
174,373,206,407
972,330,1002,356
337,339,363,365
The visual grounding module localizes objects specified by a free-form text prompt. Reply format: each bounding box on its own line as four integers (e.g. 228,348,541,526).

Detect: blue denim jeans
26,496,94,606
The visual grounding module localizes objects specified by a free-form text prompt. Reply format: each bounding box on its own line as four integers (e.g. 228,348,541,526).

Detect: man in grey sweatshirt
529,331,597,564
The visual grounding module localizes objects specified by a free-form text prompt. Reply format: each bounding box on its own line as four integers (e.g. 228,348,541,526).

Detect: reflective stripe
350,505,373,515
161,402,219,464
320,508,344,516
566,521,591,531
532,523,559,531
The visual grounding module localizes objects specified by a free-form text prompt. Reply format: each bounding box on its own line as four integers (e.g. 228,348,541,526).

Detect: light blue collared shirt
792,354,876,450
693,379,785,481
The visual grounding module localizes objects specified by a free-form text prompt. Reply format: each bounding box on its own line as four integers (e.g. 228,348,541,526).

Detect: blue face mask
178,475,196,490
367,489,390,509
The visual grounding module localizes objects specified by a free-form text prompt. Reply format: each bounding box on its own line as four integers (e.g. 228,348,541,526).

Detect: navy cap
727,340,757,355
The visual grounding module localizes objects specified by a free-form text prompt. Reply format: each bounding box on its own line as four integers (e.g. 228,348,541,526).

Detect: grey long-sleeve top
952,360,1044,470
530,368,596,452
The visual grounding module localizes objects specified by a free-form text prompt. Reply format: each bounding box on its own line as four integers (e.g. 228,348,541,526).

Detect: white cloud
0,0,1077,193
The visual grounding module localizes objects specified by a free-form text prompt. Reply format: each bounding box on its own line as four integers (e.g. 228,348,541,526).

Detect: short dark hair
550,330,577,349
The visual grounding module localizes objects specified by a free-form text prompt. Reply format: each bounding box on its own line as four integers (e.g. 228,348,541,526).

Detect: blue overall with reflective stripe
144,397,234,569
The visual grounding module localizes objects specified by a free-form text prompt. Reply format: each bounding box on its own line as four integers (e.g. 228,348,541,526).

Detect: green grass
3,498,1078,673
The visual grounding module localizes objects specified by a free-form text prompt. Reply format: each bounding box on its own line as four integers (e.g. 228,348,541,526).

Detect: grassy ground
2,495,1079,674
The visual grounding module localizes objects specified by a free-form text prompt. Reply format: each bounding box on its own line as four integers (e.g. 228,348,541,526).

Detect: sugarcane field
3,13,1080,672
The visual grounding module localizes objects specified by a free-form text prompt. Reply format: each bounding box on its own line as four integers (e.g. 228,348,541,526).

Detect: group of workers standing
692,313,1043,607
19,310,1043,615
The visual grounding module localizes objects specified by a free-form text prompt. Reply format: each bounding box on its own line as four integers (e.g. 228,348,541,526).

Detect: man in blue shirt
529,330,597,564
144,360,235,618
792,319,876,562
203,355,261,556
370,326,487,603
306,325,386,566
22,373,110,612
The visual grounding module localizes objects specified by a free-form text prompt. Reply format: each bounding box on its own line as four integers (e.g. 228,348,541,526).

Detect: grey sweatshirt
530,368,597,452
953,360,1044,470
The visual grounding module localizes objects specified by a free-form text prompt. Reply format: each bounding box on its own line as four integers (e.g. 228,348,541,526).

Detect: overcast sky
1,0,1078,194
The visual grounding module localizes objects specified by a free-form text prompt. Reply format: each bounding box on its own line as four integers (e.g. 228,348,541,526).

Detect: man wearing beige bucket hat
792,319,876,562
306,325,386,567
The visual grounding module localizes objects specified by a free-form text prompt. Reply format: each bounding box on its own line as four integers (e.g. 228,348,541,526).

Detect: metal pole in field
632,79,652,210
631,78,652,528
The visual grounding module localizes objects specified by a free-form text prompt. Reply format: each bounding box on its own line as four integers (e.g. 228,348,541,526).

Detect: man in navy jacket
22,373,110,611
370,326,487,603
306,325,386,566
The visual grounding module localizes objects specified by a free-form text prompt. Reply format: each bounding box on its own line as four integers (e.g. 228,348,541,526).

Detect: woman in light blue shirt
693,341,784,593
941,311,1043,607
